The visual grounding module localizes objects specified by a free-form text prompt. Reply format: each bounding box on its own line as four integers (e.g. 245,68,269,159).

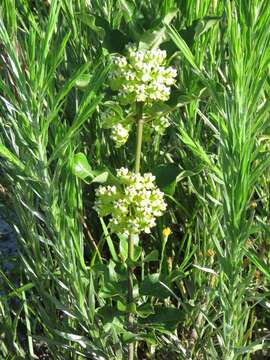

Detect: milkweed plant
2,3,270,360
95,44,177,360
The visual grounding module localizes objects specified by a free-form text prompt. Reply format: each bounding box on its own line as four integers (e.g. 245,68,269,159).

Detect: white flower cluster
100,108,132,147
111,123,131,147
100,107,171,147
152,115,170,135
109,44,177,104
94,168,167,236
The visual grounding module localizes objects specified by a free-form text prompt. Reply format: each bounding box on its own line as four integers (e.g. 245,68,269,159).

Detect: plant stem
127,234,134,360
127,102,144,360
134,102,144,174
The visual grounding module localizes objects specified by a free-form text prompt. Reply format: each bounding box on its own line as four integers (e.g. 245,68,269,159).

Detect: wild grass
1,0,270,359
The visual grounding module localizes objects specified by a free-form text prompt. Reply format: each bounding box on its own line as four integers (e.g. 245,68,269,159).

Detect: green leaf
117,300,127,312
235,340,270,355
49,60,111,163
177,129,222,178
136,303,155,318
167,89,204,108
244,249,270,279
140,274,171,299
100,218,119,262
79,14,105,38
88,273,95,323
71,153,109,183
54,330,94,349
97,305,123,323
119,236,128,261
91,169,109,184
133,245,142,262
152,164,180,195
179,16,221,47
6,283,34,299
75,74,91,88
139,9,178,50
166,24,200,71
195,16,221,37
138,306,183,331
100,24,129,53
71,153,92,180
122,331,139,344
144,250,159,262
0,143,25,170
119,236,142,262
99,280,127,299
118,0,135,22
139,28,168,50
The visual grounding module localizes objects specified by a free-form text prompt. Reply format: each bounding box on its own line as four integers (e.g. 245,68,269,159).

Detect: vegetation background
1,0,270,359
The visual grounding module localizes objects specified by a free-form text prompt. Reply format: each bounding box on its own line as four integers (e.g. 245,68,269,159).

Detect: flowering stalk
127,102,144,360
95,45,175,360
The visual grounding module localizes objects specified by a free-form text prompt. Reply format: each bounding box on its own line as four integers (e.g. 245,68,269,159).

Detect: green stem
134,102,144,174
127,234,134,360
127,102,144,360
159,234,168,274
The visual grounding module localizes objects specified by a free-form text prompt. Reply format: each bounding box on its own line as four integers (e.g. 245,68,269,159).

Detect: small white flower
141,73,151,82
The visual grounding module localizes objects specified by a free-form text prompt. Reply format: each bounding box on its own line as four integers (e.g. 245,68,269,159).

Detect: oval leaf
71,153,93,180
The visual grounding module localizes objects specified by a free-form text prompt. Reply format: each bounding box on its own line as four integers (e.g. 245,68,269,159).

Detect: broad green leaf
91,169,109,184
140,274,171,299
136,303,155,318
79,14,105,38
71,153,92,180
167,89,205,108
119,236,142,262
179,16,221,46
122,331,139,344
139,29,168,50
152,163,180,195
99,280,127,299
71,153,109,183
139,9,178,50
54,330,94,349
97,306,123,323
103,28,129,53
75,74,91,88
117,300,127,312
138,306,184,331
49,60,111,163
144,250,159,262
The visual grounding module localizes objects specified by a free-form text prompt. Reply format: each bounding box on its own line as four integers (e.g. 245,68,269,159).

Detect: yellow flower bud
163,227,172,238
